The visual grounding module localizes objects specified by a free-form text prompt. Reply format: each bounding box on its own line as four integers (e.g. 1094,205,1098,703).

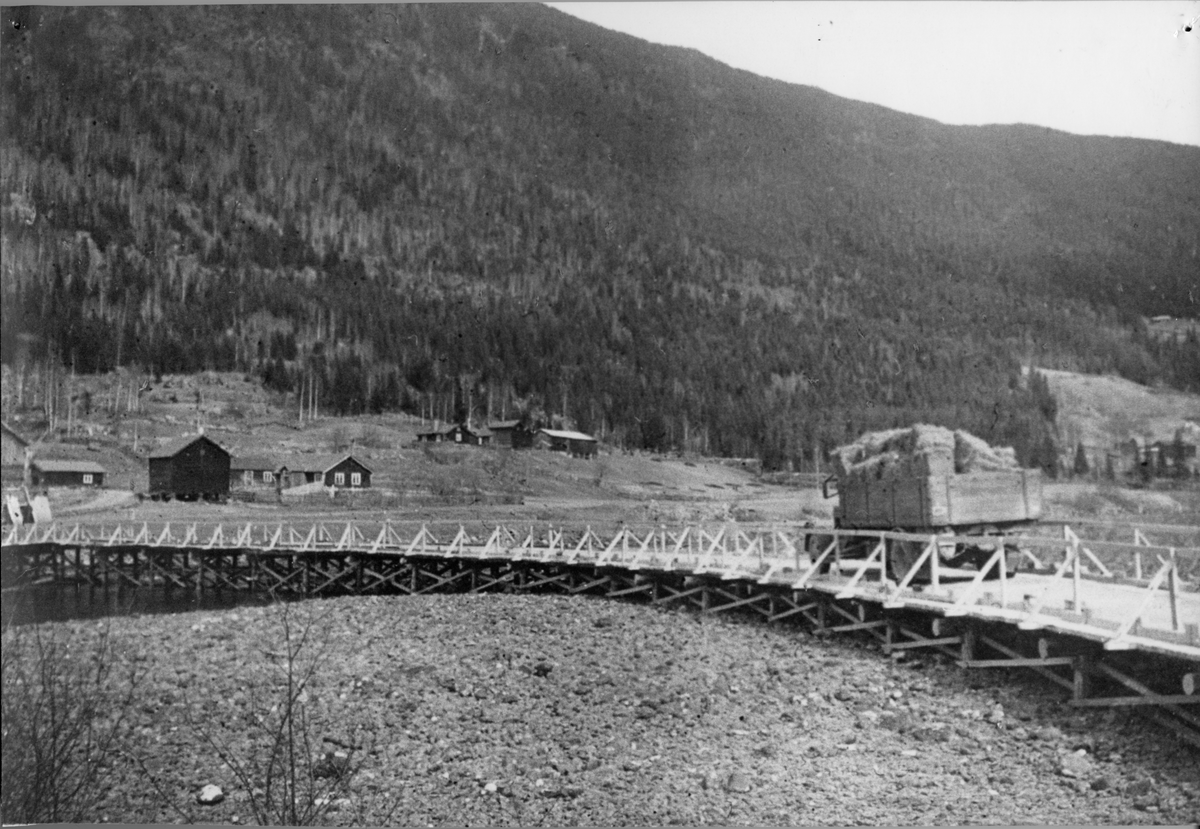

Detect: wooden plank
1069,694,1200,708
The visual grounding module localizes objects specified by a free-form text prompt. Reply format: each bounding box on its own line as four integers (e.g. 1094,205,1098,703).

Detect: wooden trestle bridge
3,519,1199,745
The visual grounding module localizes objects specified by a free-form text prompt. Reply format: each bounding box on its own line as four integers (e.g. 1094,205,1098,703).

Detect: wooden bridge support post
1073,654,1091,703
960,627,976,667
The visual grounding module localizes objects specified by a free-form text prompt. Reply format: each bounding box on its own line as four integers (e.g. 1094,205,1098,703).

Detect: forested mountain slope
2,4,1198,468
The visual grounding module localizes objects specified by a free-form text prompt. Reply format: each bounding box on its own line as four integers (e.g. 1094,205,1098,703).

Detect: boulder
1058,751,1095,779
196,784,225,805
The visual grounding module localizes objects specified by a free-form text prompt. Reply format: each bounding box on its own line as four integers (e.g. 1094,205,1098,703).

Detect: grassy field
1035,366,1200,450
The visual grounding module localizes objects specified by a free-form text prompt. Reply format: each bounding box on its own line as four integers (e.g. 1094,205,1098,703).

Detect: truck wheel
964,544,1013,580
805,533,836,573
887,536,928,583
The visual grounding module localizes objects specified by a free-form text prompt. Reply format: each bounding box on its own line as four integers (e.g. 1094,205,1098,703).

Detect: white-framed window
82,473,94,485
455,432,462,443
263,471,274,483
334,472,345,486
351,472,362,487
243,470,254,486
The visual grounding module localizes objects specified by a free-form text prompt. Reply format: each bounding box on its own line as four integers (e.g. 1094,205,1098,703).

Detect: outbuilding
30,459,106,488
148,434,231,501
535,428,599,459
488,420,536,449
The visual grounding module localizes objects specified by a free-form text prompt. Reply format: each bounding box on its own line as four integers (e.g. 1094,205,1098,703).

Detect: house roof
539,428,597,442
488,420,522,430
148,434,230,459
1,421,29,446
279,453,372,474
230,456,279,472
32,459,107,474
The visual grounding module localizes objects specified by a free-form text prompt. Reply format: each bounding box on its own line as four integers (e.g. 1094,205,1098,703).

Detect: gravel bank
26,594,1200,825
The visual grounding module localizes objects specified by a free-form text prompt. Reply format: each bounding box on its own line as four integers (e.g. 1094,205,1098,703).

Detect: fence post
998,536,1008,608
931,535,940,589
1070,532,1081,611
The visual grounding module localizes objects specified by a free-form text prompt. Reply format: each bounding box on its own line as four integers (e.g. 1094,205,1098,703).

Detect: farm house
30,459,106,488
230,456,280,488
416,423,491,446
280,454,372,489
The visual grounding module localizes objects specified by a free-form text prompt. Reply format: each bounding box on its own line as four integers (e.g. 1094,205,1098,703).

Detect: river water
1,583,290,627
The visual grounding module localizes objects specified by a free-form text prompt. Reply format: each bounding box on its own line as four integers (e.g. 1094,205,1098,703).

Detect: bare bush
328,424,352,452
1,621,141,824
188,601,363,826
356,425,391,449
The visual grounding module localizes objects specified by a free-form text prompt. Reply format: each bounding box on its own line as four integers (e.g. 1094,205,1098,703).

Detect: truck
811,467,1044,581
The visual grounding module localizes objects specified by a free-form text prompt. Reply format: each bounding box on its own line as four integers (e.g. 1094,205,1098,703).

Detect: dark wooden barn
148,434,231,501
535,428,599,458
488,420,536,449
30,459,106,488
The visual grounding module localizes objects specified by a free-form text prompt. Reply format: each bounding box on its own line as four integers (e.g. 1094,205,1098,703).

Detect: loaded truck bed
834,469,1043,530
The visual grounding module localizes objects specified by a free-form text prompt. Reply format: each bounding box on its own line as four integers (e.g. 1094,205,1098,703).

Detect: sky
546,1,1200,147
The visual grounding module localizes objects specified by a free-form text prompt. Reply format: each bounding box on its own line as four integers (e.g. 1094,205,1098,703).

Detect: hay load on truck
809,424,1042,581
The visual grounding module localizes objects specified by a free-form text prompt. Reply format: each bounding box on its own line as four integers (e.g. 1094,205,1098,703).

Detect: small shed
535,428,599,459
488,420,536,449
30,459,106,488
148,434,231,501
416,423,490,446
231,456,280,488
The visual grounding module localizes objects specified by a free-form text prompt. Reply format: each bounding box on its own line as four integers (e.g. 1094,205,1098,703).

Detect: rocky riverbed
23,594,1200,825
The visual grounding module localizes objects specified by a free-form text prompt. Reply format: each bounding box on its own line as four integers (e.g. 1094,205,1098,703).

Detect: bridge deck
3,519,1198,741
